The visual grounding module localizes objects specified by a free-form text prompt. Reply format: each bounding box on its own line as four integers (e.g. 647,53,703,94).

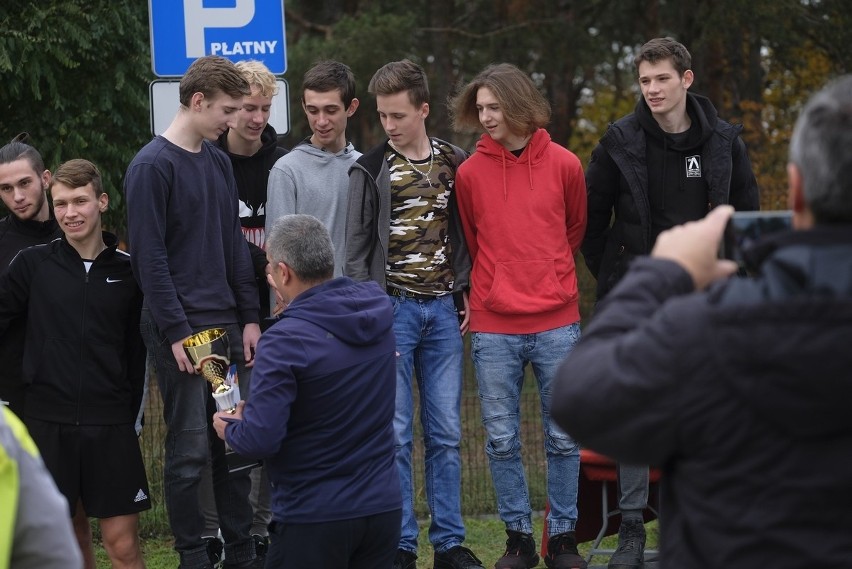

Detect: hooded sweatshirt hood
217,123,282,164
635,91,718,237
473,128,552,200
710,226,852,440
287,137,358,164
282,276,392,346
265,139,360,277
636,91,717,151
215,123,287,238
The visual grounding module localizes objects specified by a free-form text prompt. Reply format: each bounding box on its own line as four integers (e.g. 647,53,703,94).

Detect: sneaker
495,530,540,569
607,520,646,569
204,536,224,569
434,545,485,569
251,534,268,560
393,549,418,569
544,532,586,569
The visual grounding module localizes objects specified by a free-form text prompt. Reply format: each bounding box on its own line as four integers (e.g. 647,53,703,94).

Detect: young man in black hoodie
581,37,759,569
216,59,288,325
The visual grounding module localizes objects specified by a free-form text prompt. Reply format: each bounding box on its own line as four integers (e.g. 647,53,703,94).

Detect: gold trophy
183,328,260,472
183,328,240,413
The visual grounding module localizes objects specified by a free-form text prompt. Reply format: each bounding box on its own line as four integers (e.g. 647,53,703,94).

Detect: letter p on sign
183,0,255,58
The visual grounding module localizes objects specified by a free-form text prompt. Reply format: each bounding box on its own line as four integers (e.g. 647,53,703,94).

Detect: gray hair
788,75,852,224
266,214,334,282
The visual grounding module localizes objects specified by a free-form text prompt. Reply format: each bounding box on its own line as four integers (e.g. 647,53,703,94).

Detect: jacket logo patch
685,155,702,178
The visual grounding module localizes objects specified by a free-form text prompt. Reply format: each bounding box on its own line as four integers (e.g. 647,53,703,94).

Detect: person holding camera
553,75,852,568
580,37,759,568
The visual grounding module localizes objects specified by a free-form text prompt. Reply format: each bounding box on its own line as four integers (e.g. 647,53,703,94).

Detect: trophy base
226,450,262,473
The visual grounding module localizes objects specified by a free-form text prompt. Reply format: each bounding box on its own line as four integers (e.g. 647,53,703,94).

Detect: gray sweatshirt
266,141,361,280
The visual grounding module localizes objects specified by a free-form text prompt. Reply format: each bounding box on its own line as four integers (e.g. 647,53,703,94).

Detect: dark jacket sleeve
728,137,760,211
344,166,375,283
126,283,147,420
225,327,301,458
448,145,472,291
247,241,268,281
582,143,620,279
551,257,698,465
0,253,33,338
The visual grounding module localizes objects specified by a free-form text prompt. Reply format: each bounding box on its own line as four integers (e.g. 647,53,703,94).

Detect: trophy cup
183,328,240,412
183,328,260,472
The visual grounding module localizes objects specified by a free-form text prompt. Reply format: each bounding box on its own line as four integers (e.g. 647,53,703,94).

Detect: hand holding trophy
183,328,241,413
183,328,260,473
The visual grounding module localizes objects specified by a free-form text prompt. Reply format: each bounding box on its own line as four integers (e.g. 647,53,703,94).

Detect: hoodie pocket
482,259,576,315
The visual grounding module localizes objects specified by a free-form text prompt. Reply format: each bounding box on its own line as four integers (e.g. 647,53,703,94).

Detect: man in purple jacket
214,214,401,569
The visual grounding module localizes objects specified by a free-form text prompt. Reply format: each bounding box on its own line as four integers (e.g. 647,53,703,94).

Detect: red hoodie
456,129,587,333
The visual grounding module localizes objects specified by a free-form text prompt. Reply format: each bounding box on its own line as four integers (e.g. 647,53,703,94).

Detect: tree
0,1,151,232
2,0,850,230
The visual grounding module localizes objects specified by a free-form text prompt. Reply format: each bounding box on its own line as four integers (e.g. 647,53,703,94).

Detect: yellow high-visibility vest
0,407,36,569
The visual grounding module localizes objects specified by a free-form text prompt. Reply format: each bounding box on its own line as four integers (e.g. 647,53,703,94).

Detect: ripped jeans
472,323,582,536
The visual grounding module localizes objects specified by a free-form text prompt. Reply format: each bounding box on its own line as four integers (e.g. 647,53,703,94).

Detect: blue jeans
391,293,466,554
471,323,582,536
141,309,256,568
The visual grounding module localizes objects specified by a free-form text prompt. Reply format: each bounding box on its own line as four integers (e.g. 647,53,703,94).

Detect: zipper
76,259,91,425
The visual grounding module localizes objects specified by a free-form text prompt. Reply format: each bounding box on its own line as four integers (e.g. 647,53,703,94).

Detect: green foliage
283,4,417,147
0,0,152,232
2,0,850,228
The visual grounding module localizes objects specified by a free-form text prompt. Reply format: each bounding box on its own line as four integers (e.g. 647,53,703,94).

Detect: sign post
149,0,287,77
147,0,289,136
149,79,290,137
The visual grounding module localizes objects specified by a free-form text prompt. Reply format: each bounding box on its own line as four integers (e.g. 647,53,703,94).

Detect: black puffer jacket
583,93,759,299
554,226,852,568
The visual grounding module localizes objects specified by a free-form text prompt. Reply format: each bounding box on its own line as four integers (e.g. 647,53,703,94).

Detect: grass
94,516,658,568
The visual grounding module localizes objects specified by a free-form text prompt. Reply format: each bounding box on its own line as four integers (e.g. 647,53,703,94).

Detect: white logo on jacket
686,155,702,178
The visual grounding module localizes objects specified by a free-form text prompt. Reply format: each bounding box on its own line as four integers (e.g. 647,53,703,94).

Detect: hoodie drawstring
528,158,534,192
501,147,535,200
502,152,508,201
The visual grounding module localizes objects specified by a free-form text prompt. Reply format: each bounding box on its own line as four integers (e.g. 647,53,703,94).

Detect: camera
720,210,793,270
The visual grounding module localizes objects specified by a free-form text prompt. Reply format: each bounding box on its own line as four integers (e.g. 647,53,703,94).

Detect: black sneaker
495,530,540,569
544,532,586,569
434,545,484,569
204,536,224,569
393,549,418,569
607,520,646,569
251,534,269,560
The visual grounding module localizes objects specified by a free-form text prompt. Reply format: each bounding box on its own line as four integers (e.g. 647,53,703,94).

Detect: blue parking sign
149,0,286,77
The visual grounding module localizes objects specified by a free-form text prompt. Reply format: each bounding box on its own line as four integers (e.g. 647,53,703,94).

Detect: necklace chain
389,140,434,182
